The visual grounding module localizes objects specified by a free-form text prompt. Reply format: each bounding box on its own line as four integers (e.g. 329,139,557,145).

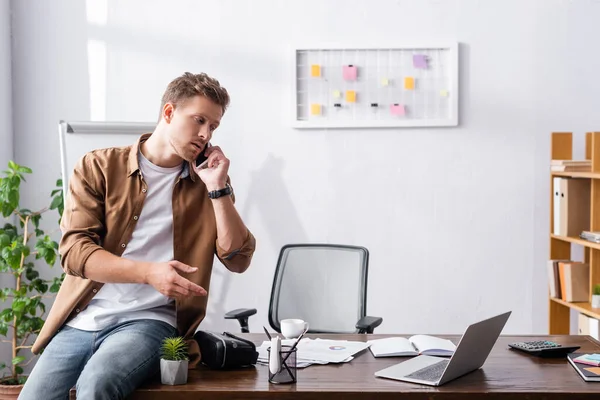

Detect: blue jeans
19,319,178,400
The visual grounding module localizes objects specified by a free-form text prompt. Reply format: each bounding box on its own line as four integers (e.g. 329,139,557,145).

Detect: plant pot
160,359,188,385
0,383,24,400
592,295,600,308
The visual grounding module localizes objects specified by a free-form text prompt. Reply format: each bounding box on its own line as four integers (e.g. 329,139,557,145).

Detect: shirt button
75,308,80,313
133,216,138,220
92,289,97,293
121,243,126,248
142,188,147,193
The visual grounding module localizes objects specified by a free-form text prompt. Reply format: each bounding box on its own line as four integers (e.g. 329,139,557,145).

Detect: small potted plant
592,284,600,308
160,336,189,385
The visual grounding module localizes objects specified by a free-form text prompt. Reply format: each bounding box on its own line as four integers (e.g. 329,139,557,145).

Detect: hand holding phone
195,143,212,169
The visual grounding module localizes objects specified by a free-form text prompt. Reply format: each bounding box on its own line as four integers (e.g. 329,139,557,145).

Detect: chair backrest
268,244,369,334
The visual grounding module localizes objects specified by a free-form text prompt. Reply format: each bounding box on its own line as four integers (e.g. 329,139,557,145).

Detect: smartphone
195,143,211,169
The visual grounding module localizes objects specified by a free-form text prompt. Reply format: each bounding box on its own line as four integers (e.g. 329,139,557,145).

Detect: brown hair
159,72,230,118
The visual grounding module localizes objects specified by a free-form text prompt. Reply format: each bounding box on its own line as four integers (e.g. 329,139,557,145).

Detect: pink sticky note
413,55,427,69
343,65,357,81
390,104,405,116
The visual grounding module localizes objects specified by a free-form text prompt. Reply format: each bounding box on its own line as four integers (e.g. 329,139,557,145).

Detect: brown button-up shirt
31,133,256,367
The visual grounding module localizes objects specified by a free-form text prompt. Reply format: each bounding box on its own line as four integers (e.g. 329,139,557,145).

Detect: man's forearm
211,195,248,252
83,249,148,284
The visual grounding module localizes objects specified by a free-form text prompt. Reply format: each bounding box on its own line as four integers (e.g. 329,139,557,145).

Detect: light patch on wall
86,0,108,26
87,39,106,120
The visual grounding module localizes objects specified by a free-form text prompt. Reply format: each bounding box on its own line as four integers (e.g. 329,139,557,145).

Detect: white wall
0,0,12,166
9,0,600,337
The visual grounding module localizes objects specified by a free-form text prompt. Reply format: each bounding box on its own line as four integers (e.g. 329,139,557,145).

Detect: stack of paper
257,338,371,368
367,335,456,357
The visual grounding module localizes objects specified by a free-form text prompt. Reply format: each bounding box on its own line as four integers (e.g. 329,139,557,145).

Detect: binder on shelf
553,177,562,235
559,178,590,237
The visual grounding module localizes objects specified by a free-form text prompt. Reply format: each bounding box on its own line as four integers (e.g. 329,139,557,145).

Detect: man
19,72,256,399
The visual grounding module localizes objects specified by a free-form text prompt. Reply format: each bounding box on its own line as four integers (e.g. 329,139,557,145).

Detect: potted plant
0,161,63,398
160,336,189,385
592,284,600,308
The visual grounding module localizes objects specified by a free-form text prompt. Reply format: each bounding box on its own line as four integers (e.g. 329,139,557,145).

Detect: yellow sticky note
381,78,389,86
333,90,341,98
440,89,449,97
404,77,414,90
311,65,321,77
346,90,356,103
310,104,321,115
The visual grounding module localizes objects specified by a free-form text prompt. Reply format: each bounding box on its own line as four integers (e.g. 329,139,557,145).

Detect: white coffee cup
280,319,309,339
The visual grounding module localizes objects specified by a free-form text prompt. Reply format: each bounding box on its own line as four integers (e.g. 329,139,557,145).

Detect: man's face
163,95,223,162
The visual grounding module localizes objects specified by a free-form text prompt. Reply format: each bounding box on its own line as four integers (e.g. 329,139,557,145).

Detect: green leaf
7,189,19,209
17,166,31,174
31,214,41,229
49,195,62,211
51,189,61,196
8,161,17,172
0,308,13,322
1,202,13,217
56,179,62,187
0,233,9,248
12,299,26,314
15,366,23,375
34,229,43,237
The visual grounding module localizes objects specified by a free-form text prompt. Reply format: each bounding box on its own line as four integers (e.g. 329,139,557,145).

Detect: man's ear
163,103,175,123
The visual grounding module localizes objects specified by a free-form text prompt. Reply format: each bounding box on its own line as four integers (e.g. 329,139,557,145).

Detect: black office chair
224,244,383,334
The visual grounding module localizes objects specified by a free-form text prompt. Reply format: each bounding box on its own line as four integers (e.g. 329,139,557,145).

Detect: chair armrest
356,316,383,334
224,308,257,319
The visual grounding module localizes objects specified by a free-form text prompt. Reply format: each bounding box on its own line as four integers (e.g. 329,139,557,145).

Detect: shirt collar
127,133,198,182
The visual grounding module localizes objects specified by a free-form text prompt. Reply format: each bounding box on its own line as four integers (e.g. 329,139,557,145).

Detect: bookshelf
549,132,600,333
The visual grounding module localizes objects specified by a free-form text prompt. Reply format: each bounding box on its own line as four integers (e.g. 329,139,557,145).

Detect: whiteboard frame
291,42,459,129
58,120,156,198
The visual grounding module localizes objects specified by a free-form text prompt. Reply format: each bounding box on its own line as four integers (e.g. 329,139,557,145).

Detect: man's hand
194,146,230,191
145,261,207,298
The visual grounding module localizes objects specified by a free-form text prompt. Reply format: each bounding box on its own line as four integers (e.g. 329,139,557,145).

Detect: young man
19,72,256,400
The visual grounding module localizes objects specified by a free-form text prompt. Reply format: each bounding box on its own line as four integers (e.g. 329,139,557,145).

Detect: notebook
368,335,456,357
568,353,600,382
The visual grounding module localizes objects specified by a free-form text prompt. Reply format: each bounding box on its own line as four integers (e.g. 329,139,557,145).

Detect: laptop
374,311,511,386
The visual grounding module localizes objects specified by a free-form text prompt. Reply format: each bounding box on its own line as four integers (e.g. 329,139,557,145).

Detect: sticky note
584,367,600,375
413,54,428,69
440,89,449,97
333,90,341,98
346,90,356,103
310,104,321,115
381,78,389,86
311,65,321,77
390,104,405,116
343,65,357,81
404,77,415,90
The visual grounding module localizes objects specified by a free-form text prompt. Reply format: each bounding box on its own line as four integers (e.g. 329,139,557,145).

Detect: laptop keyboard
405,359,450,382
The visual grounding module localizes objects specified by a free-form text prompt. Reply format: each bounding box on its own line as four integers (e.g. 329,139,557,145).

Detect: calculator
508,340,580,357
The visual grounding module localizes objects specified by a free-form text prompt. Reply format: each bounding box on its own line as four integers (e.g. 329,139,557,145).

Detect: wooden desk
70,334,600,399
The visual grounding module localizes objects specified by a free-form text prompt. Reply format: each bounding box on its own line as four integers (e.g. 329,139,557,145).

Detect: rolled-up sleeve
215,229,256,273
59,154,106,278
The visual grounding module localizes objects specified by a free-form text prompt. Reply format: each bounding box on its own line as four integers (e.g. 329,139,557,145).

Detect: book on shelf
568,353,600,382
547,259,567,299
558,261,589,302
580,231,600,244
367,335,456,357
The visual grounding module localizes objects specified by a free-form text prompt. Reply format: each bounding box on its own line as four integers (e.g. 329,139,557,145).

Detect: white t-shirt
66,151,182,331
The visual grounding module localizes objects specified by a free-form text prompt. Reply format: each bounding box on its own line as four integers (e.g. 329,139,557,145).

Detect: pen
281,327,308,366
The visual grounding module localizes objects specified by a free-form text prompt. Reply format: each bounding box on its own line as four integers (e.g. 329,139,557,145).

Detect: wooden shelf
551,171,600,179
551,234,600,250
550,297,600,320
549,131,600,334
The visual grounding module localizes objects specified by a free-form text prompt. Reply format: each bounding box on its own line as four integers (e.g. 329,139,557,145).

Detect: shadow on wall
201,153,309,332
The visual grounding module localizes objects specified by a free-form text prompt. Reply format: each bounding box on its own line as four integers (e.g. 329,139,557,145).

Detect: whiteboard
58,121,156,198
292,43,459,129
